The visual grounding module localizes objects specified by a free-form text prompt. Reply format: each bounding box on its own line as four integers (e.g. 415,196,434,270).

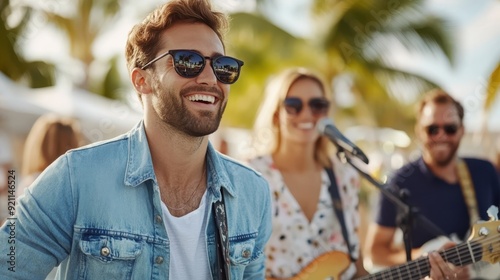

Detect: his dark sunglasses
283,97,330,116
425,124,460,136
141,49,244,84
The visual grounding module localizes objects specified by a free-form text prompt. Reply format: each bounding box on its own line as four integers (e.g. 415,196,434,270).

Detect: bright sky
392,0,500,132
18,0,500,131
260,0,500,131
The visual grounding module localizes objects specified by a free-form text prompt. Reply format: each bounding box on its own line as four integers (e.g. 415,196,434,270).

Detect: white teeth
434,143,448,148
297,122,314,129
187,94,215,104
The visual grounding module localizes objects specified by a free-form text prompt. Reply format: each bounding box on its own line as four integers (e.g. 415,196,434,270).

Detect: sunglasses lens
283,98,302,115
426,125,439,135
444,124,458,135
212,56,242,84
426,124,459,136
309,98,330,115
172,50,205,78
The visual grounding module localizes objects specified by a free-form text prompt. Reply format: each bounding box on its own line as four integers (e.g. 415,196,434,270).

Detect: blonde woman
247,67,367,279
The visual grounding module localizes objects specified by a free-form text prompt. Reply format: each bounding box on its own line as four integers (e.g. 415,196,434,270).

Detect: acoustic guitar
268,206,500,280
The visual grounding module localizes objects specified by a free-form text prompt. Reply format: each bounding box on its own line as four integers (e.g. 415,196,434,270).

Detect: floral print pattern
248,155,361,280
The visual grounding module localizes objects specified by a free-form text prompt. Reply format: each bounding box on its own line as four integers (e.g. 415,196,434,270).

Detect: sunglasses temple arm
141,52,170,70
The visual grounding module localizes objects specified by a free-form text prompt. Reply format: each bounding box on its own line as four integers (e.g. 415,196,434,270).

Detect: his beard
151,78,226,137
427,141,460,167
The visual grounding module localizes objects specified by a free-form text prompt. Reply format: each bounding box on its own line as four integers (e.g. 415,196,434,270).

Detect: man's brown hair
125,0,228,73
416,88,464,123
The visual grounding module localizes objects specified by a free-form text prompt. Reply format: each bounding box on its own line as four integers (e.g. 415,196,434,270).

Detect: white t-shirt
161,190,211,280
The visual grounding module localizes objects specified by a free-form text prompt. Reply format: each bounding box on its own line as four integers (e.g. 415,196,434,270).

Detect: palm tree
225,0,454,132
473,62,500,150
484,63,500,114
0,0,54,87
40,0,122,98
311,0,453,130
224,12,322,128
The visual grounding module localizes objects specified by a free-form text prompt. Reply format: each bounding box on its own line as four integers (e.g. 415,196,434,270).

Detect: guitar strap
325,167,357,262
456,158,480,225
213,191,231,280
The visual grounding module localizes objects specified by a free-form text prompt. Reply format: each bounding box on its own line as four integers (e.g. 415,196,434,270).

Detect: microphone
316,117,369,164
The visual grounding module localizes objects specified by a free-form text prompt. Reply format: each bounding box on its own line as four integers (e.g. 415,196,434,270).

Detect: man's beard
428,142,460,167
151,79,225,137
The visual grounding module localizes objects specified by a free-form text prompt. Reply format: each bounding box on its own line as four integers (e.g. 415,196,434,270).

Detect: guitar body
267,251,351,280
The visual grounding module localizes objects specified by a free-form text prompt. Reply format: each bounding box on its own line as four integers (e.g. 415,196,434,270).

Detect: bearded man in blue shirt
366,89,500,280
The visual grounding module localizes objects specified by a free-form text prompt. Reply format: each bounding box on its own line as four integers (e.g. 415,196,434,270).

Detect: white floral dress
248,155,361,280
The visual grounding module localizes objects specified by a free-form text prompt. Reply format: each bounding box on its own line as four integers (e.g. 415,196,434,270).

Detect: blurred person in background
19,114,84,193
365,89,500,279
0,0,271,279
246,68,459,280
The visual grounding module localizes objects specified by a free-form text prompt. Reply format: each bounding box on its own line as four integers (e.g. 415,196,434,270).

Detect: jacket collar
124,121,155,187
124,121,235,198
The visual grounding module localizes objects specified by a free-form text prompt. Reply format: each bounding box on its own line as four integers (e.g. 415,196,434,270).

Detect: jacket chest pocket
229,237,257,266
79,235,143,279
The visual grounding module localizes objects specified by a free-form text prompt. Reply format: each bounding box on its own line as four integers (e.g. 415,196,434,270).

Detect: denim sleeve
0,155,74,279
242,180,272,279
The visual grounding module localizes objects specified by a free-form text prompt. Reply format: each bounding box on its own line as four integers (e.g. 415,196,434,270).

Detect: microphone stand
334,147,446,262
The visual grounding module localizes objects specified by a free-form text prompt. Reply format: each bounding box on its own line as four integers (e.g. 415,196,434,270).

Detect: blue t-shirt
375,157,500,248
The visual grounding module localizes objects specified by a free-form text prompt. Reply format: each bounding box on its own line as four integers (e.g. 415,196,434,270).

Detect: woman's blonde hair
22,114,84,176
251,67,334,168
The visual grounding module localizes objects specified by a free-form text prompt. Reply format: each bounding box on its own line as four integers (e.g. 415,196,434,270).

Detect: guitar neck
359,240,482,280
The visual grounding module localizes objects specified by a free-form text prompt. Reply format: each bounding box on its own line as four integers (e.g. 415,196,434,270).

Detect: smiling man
0,0,271,279
365,89,500,279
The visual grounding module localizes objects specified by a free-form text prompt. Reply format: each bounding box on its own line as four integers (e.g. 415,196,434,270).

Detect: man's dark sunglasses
141,49,244,84
425,124,459,136
283,97,330,116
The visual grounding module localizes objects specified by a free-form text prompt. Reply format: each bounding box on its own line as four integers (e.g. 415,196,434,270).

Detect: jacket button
242,249,251,258
100,247,110,257
155,215,162,223
155,256,164,264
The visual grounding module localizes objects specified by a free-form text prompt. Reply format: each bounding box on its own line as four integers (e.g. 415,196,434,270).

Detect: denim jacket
0,121,272,279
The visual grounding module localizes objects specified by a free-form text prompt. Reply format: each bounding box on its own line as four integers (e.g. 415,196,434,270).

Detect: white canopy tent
29,86,142,143
0,73,142,142
0,73,50,135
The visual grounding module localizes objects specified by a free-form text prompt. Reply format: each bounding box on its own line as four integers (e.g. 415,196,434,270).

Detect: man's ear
131,68,153,94
414,123,423,140
273,110,279,126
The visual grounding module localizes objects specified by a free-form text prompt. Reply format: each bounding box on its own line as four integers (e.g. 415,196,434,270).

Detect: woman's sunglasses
283,97,330,116
425,124,459,136
141,49,244,84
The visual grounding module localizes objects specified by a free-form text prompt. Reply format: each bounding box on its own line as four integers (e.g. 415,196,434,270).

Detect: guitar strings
440,233,500,265
371,234,499,280
362,233,500,280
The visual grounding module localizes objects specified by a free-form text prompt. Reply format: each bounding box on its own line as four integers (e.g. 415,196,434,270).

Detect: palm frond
0,2,54,86
385,15,454,63
484,63,500,111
